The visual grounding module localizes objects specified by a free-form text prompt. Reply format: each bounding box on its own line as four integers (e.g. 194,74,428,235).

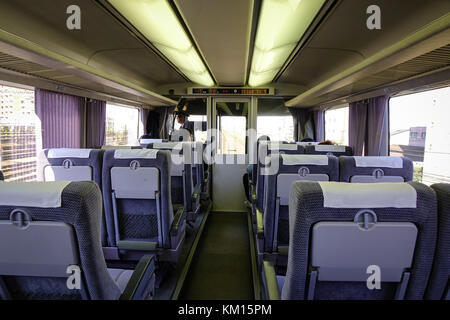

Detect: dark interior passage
179,212,253,300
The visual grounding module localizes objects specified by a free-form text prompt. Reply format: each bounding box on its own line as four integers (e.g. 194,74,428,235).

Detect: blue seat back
102,149,173,250
282,181,437,300
428,183,450,300
0,181,120,300
263,154,339,252
340,156,413,182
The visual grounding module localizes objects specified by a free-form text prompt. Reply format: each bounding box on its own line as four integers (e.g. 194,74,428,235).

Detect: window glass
0,85,39,182
325,106,349,145
105,103,139,146
389,86,450,184
257,99,294,142
216,101,248,154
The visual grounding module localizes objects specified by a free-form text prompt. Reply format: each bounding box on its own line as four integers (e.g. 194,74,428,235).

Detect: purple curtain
86,99,106,148
313,109,325,142
289,108,314,141
35,89,85,149
140,107,149,135
366,96,388,156
348,101,368,156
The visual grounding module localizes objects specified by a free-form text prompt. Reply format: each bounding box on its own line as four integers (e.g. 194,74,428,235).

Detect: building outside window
0,85,39,182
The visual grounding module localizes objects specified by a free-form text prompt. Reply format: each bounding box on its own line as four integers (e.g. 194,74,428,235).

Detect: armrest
251,184,257,203
120,255,156,300
170,206,186,236
256,208,264,239
263,260,281,300
191,183,201,201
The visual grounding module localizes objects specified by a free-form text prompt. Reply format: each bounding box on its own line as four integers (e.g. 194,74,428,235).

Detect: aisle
179,212,254,300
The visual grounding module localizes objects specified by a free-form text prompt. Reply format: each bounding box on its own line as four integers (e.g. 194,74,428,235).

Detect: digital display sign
189,88,273,95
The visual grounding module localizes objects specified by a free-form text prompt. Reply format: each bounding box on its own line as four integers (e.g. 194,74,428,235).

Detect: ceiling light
248,0,326,87
108,0,214,86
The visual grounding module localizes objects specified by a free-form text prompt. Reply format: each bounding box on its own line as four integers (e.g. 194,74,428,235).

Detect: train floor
179,212,254,300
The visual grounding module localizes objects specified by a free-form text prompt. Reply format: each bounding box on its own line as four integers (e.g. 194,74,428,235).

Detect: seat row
262,180,449,300
254,154,414,260
0,180,155,300
37,143,208,265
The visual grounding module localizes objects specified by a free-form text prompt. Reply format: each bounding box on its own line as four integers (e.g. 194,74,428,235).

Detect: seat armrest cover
256,208,264,239
263,260,281,300
120,255,156,300
171,206,186,236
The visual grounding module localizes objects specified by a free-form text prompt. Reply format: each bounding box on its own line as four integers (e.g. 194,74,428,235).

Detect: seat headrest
268,143,298,151
281,154,329,166
318,182,417,208
114,149,159,159
47,148,93,159
352,156,403,168
153,142,183,150
140,138,163,144
0,181,71,208
314,145,346,152
296,141,319,146
101,145,133,150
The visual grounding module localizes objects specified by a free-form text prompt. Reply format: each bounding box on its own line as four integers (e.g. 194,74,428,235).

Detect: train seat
340,156,413,182
264,181,437,300
255,142,305,215
427,183,450,300
147,142,200,222
0,181,155,300
102,149,185,264
38,148,106,245
257,154,339,259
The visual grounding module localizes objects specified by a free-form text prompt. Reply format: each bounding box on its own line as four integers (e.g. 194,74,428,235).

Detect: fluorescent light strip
249,0,326,87
108,0,214,86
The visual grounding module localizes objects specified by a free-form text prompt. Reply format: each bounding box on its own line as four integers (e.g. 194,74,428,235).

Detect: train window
257,98,294,142
325,106,349,145
105,103,140,146
389,86,450,184
0,85,38,182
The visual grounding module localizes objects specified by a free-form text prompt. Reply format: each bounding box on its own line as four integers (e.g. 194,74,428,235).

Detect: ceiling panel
0,0,186,86
279,0,450,87
174,0,254,86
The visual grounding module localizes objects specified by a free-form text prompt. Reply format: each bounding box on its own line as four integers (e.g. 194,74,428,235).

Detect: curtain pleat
86,99,106,148
366,96,388,156
35,89,85,149
348,101,368,156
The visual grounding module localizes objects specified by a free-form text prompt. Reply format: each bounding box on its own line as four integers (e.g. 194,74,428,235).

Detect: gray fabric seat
427,183,450,300
0,181,155,300
256,142,305,213
38,148,107,246
340,156,413,182
145,142,201,221
102,149,186,263
280,181,437,300
260,154,339,255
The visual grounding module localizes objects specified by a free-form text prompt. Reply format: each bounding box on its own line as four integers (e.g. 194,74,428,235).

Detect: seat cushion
108,269,133,294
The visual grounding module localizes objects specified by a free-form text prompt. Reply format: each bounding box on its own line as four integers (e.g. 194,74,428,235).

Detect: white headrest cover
315,145,346,152
318,182,417,208
296,142,319,146
153,142,183,150
114,149,158,159
281,154,329,166
48,149,92,159
140,138,163,144
101,146,133,150
0,181,70,208
268,143,297,151
353,156,403,168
